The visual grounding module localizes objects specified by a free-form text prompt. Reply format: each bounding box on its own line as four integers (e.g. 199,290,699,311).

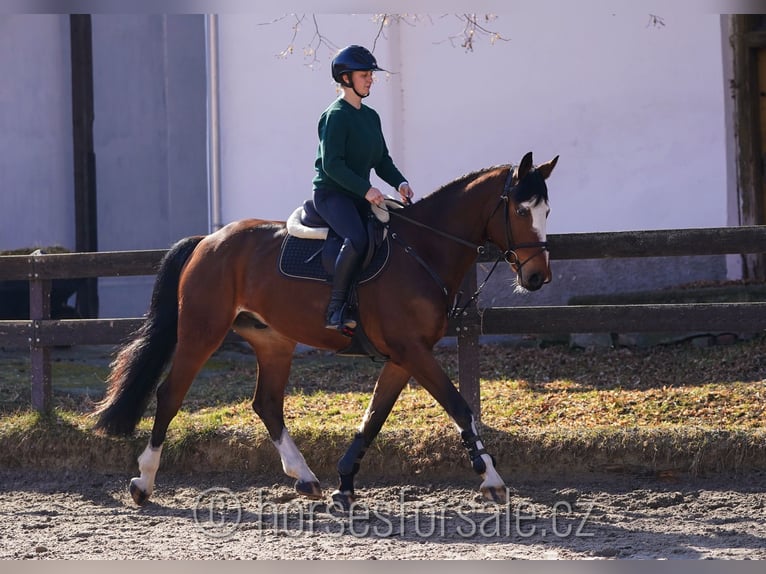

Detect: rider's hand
365,186,385,207
398,182,414,204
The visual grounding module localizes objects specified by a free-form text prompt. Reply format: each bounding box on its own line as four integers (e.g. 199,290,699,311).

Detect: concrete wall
93,15,208,251
216,16,403,223
218,13,727,230
0,15,74,251
0,12,735,319
91,15,208,317
217,13,730,308
400,12,727,234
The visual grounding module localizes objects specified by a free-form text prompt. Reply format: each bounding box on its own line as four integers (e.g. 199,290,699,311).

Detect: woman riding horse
313,45,414,333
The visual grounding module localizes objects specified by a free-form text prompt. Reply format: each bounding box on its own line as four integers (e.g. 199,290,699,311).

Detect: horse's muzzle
523,271,546,291
507,245,551,291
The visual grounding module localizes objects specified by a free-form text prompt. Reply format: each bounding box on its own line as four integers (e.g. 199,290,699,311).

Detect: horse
92,151,559,508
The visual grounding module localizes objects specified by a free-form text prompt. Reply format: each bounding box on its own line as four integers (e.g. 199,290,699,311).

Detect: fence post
29,253,52,413
456,266,481,421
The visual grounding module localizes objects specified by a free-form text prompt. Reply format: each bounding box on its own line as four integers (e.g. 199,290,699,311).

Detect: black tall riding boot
325,239,362,332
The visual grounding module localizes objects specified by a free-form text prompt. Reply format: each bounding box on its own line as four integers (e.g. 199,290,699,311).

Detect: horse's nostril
526,273,544,291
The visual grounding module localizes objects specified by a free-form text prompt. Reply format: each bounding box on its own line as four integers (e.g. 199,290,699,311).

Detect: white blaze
524,199,550,265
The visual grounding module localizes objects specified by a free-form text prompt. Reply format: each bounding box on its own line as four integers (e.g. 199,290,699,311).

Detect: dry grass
1,334,765,478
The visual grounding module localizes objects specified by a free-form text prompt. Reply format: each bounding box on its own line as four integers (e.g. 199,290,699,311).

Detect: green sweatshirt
312,98,406,199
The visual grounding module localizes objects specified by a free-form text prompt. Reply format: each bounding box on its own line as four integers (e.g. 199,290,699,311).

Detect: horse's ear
518,152,534,179
537,155,559,180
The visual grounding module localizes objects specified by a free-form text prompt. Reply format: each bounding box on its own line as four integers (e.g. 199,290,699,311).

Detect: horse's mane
414,164,510,208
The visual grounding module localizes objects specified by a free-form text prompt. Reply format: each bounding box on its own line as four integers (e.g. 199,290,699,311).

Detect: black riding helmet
331,45,387,96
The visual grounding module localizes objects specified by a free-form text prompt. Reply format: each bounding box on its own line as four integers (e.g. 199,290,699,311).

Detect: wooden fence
1,225,765,416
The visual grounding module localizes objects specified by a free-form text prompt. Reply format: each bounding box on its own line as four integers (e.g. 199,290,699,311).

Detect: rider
312,45,414,333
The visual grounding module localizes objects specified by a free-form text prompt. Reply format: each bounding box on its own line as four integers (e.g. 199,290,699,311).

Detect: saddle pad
278,235,390,284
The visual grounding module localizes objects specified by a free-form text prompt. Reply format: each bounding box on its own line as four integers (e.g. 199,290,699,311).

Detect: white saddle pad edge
286,196,404,239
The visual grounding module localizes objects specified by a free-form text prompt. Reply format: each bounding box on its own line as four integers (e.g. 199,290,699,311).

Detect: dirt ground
1,469,764,560
2,340,765,560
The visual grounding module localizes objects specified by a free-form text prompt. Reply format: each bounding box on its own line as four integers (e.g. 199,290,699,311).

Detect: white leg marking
132,441,163,496
274,428,319,483
469,419,505,489
453,417,506,490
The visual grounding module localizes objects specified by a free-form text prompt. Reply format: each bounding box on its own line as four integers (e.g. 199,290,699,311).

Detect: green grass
2,337,766,430
1,336,765,477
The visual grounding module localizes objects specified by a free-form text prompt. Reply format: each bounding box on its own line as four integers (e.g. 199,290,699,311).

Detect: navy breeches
313,188,369,254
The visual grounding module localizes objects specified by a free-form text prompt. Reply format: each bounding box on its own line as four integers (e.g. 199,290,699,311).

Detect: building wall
0,12,736,319
92,15,208,251
216,16,402,223
91,15,208,317
0,15,74,251
217,13,730,307
0,15,208,317
400,12,727,234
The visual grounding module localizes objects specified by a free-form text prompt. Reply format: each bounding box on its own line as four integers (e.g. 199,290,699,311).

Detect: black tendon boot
325,239,362,332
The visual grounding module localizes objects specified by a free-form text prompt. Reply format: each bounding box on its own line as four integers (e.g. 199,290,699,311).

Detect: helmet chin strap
341,74,369,99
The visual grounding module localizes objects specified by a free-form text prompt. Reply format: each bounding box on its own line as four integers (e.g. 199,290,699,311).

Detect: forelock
512,169,548,206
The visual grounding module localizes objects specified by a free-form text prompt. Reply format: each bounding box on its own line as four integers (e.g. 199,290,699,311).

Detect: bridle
492,166,550,271
386,164,550,317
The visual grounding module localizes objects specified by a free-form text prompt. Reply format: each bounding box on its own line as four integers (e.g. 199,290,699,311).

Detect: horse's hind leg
130,314,233,505
234,323,321,498
331,361,411,509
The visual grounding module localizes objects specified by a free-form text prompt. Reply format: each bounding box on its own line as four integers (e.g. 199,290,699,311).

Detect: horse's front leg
331,361,411,509
399,346,507,504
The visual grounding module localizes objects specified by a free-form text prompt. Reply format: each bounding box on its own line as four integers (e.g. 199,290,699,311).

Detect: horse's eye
516,207,530,217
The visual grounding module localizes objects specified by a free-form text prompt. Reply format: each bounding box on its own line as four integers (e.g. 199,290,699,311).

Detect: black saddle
279,199,389,284
278,199,391,362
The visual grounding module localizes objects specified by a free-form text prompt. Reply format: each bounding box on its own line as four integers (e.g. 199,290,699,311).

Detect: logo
192,487,242,539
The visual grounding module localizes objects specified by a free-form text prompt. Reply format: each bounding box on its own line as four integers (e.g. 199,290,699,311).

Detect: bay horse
93,151,558,508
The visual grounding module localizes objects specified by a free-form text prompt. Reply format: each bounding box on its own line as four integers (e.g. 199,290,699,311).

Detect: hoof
480,484,508,505
129,478,151,506
330,489,356,511
295,480,323,500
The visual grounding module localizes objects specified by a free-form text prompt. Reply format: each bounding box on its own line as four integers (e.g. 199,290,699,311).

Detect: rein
386,166,549,318
386,205,487,255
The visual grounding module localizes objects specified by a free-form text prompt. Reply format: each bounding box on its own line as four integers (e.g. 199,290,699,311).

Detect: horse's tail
92,235,204,436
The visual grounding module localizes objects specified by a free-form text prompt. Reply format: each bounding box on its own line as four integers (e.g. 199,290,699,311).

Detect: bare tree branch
263,13,510,67
370,13,389,53
305,14,341,65
647,14,666,28
263,12,663,63
263,13,340,68
259,14,306,59
433,13,510,52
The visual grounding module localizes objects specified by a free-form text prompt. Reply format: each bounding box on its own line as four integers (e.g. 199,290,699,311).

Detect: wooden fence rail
2,226,765,415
